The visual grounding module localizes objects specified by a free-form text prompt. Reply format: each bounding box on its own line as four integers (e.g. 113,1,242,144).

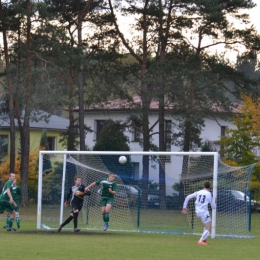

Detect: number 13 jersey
183,189,216,214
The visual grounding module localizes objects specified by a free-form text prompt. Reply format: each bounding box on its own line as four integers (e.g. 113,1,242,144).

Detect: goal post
37,150,254,238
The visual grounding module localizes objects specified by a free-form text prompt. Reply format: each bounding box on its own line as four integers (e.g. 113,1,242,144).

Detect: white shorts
196,212,211,224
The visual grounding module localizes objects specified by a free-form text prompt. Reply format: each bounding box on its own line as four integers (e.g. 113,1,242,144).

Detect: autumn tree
217,94,260,199
0,0,20,172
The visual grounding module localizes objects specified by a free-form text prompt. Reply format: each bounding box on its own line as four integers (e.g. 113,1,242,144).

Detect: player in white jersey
181,180,216,245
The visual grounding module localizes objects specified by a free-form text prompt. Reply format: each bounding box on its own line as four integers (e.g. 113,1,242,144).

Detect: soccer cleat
74,228,80,233
58,225,62,232
198,241,207,245
7,228,17,232
3,226,7,229
103,223,108,231
203,239,207,243
17,225,20,229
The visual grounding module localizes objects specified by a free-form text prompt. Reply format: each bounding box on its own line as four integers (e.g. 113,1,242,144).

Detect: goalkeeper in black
58,176,91,232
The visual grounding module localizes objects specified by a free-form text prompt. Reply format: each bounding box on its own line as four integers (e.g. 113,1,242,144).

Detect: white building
77,96,239,194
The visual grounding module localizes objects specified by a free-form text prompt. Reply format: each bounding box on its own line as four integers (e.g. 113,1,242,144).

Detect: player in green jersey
4,178,22,229
11,178,22,229
0,173,17,231
85,172,117,231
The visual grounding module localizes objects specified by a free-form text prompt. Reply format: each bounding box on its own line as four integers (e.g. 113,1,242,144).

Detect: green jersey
11,185,22,204
0,180,13,201
96,178,117,198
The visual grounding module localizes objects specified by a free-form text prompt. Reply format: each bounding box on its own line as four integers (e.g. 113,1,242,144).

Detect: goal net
37,151,255,238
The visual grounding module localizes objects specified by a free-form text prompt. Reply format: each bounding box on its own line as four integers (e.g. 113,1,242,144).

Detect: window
221,126,227,137
96,120,107,140
47,137,56,151
165,120,172,162
132,162,139,180
220,126,227,157
133,127,142,142
0,135,8,156
165,120,172,151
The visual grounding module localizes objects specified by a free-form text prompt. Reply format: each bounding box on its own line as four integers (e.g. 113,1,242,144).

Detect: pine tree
40,129,53,175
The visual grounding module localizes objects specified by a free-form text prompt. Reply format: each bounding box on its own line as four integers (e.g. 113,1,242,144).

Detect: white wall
83,110,234,194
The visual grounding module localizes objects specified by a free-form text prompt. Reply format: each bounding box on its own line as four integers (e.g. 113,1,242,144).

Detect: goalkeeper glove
85,190,91,196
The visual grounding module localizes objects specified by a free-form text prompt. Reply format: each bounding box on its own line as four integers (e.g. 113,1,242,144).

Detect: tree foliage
217,95,260,165
93,119,130,151
93,119,133,180
0,149,39,201
217,94,260,199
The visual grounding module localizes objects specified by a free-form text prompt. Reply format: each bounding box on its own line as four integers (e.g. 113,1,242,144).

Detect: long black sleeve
84,190,91,196
66,188,72,201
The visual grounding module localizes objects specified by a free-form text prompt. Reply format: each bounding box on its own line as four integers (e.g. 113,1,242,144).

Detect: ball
119,156,127,164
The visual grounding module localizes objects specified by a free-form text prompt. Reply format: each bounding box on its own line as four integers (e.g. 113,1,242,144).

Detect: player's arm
76,186,91,196
7,188,16,207
108,187,116,195
109,183,117,195
84,190,91,196
65,188,72,207
85,182,96,192
210,195,217,209
181,192,197,214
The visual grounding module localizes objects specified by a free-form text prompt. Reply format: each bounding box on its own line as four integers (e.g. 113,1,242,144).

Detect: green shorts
0,200,15,213
100,197,114,207
14,203,20,213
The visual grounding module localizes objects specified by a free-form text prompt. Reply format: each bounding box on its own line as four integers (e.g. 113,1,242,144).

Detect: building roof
72,95,175,112
72,95,241,113
0,110,69,131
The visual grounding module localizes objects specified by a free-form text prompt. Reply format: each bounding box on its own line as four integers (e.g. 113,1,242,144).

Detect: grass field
0,206,260,260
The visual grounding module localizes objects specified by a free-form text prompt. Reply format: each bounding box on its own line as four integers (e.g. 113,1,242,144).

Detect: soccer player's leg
7,209,16,231
58,210,74,232
0,202,8,229
101,198,107,230
73,203,82,232
103,199,113,231
14,204,20,229
2,201,16,231
197,212,211,245
4,213,11,229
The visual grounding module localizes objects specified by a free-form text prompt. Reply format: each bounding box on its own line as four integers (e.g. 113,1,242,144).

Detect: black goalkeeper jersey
66,184,86,205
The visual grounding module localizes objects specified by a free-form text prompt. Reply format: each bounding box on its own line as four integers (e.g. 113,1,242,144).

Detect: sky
117,3,260,63
249,2,260,32
0,2,259,58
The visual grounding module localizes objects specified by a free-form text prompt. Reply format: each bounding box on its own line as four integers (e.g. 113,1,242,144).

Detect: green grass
1,207,260,260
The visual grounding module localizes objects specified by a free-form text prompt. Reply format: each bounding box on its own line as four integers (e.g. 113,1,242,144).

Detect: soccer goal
37,151,255,238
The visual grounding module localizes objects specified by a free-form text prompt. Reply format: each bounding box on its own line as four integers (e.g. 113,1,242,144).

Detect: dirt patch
15,230,118,236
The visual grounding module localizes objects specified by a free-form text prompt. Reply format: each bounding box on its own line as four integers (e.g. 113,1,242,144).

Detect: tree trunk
77,1,93,151
68,107,76,151
179,118,192,207
20,0,32,207
78,66,85,151
181,118,192,176
3,28,15,172
141,90,150,208
20,125,30,207
77,15,86,163
68,64,76,151
159,99,166,209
